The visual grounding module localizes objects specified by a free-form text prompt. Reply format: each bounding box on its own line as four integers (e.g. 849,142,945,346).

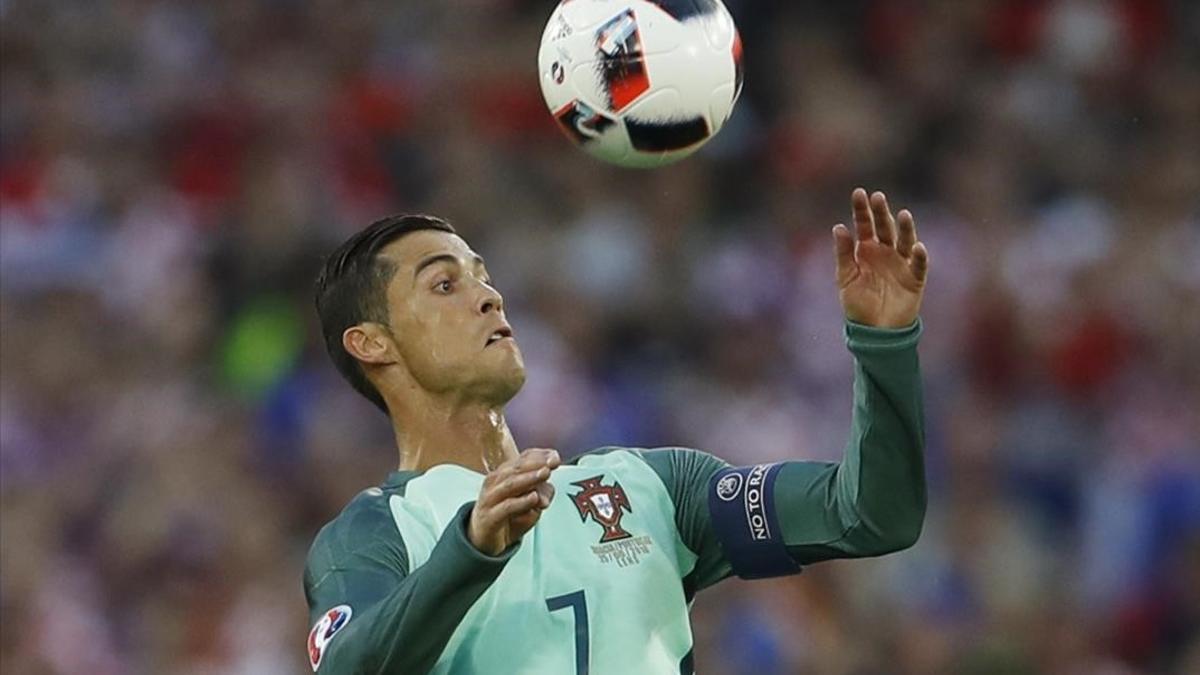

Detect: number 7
545,590,589,675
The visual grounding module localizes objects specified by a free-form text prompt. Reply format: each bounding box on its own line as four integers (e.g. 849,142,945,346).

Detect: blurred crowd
2,0,1198,673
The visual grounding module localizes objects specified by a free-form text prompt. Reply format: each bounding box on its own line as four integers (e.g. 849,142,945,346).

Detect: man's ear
343,323,397,366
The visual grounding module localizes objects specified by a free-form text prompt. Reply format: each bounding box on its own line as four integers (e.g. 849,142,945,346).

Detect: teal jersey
304,320,927,674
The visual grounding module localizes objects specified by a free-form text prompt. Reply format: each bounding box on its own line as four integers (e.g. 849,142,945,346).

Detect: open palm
833,188,929,329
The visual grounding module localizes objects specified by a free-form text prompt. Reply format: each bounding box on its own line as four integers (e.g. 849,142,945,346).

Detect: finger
491,490,543,521
488,466,552,503
484,449,559,497
534,481,555,509
480,460,540,501
832,224,856,282
910,242,929,283
515,448,561,471
871,191,896,246
851,187,875,242
491,452,543,480
897,209,916,258
507,504,546,539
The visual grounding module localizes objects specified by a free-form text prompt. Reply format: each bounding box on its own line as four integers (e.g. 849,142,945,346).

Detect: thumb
832,224,856,285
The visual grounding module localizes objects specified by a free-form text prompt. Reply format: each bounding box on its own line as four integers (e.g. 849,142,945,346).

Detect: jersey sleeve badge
308,604,352,671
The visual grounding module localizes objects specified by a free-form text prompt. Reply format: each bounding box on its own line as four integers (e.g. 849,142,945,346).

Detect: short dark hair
315,214,457,413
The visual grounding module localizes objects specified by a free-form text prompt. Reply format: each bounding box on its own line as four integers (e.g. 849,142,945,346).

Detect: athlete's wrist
845,317,923,352
467,510,505,556
461,502,519,559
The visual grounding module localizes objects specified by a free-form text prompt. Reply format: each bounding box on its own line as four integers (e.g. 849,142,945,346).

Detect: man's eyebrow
412,253,487,282
413,253,459,282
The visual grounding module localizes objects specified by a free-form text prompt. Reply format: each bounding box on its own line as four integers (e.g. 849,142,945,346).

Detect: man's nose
479,287,503,315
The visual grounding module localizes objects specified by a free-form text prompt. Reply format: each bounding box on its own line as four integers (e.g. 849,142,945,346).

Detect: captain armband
706,463,802,580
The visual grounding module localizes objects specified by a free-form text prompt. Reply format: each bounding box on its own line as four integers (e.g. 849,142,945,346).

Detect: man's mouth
485,327,514,347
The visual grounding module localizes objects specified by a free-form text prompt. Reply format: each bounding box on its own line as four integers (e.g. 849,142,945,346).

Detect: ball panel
625,116,710,152
625,3,686,54
554,0,636,33
688,2,736,52
567,59,608,110
643,0,721,21
708,82,736,133
732,29,744,102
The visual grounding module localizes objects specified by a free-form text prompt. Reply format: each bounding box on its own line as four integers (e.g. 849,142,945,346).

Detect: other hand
832,188,929,328
468,448,559,556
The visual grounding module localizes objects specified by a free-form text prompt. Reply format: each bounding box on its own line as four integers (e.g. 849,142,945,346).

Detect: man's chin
472,359,526,405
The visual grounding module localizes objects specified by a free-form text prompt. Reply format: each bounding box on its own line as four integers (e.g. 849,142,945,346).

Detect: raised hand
468,448,560,556
832,188,929,329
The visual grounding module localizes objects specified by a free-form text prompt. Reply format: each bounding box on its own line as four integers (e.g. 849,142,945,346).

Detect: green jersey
304,321,926,674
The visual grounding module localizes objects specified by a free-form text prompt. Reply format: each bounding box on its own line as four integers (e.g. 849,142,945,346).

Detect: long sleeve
633,318,926,590
776,319,926,563
303,500,519,674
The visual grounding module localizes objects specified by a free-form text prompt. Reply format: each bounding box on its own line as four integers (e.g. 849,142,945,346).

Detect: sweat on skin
305,189,930,674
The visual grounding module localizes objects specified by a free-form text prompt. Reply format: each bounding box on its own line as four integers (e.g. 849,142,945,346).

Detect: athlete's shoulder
571,446,730,481
568,445,657,476
571,444,729,497
569,445,649,463
304,478,413,591
570,444,708,463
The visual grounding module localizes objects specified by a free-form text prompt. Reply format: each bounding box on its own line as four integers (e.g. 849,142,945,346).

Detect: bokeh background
2,0,1199,673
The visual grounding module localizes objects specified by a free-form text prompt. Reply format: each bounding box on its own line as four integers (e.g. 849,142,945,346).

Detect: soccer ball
537,0,743,168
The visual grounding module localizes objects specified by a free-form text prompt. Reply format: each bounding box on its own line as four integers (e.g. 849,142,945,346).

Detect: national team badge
308,605,352,672
570,475,633,543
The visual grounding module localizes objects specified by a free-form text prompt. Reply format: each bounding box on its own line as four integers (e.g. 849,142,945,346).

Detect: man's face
377,229,525,403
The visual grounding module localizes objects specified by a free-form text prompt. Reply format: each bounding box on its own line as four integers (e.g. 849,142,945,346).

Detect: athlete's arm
765,187,929,565
639,317,924,588
304,450,558,674
641,189,930,588
751,317,924,568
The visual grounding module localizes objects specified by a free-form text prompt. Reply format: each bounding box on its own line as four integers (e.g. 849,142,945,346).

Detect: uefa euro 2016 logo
570,475,634,543
308,605,352,671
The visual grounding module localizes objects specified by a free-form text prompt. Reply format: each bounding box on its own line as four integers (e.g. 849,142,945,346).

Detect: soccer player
304,188,930,674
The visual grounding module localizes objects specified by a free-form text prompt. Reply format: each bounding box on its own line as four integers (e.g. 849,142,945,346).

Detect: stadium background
1,0,1198,672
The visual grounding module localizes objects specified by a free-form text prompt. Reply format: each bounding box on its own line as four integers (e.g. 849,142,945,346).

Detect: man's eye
436,280,453,293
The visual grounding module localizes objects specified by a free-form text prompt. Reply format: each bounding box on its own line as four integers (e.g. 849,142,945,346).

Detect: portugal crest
570,475,633,543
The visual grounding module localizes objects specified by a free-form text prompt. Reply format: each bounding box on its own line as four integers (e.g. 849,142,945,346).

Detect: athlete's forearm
775,319,926,563
315,503,516,674
617,323,924,586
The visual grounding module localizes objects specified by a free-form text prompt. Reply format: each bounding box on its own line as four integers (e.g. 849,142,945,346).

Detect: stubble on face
377,231,526,406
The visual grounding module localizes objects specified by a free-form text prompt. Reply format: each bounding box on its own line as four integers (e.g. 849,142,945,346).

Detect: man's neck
392,400,518,474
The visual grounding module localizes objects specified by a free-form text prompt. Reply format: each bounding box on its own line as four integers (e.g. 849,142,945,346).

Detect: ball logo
550,14,573,41
594,8,651,112
551,61,565,84
553,100,616,144
308,605,353,672
716,473,743,502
